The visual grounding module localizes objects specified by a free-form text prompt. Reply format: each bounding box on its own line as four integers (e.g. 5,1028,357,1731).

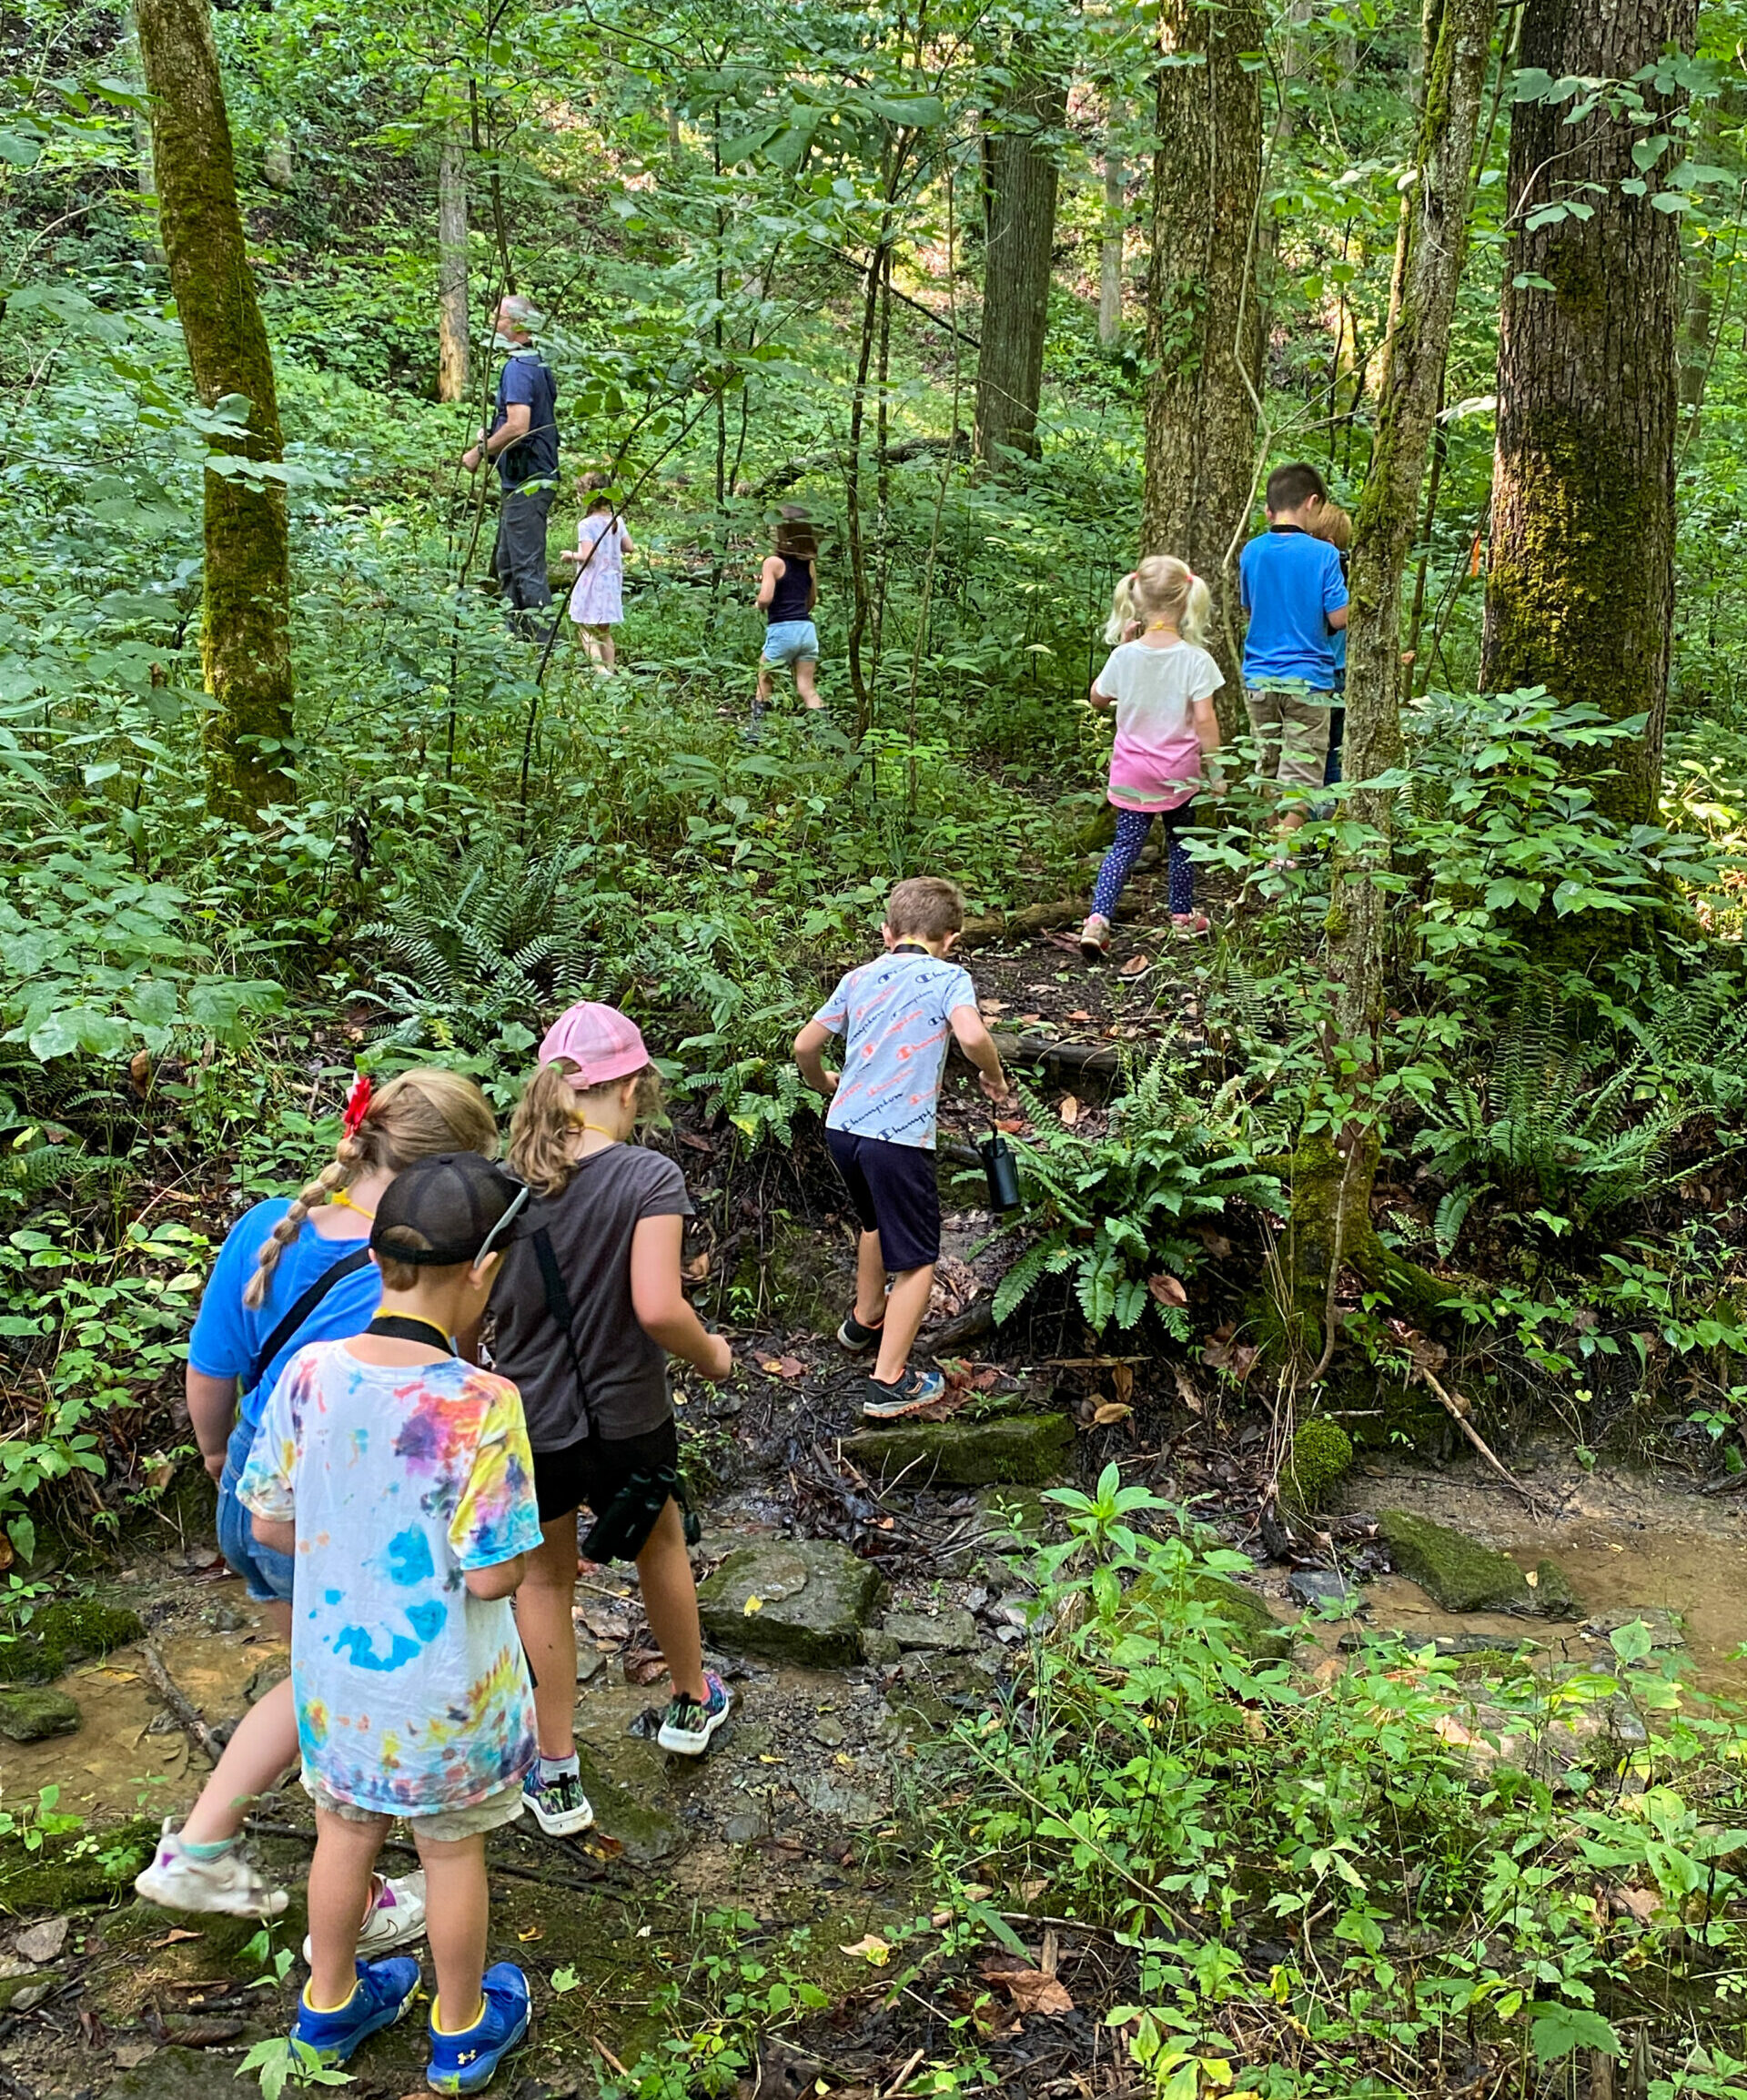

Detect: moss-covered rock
0,1597,145,1685
1281,1418,1354,1514
1378,1511,1576,1618
0,1685,81,1742
1126,1570,1294,1662
0,1815,157,1913
843,1413,1074,1488
697,1540,883,1665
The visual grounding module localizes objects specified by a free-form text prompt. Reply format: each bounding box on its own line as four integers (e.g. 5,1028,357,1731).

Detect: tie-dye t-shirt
237,1341,542,1816
813,950,978,1150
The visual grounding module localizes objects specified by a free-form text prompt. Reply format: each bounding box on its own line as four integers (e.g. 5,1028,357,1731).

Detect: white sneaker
522,1764,595,1836
134,1820,288,1920
301,1871,427,1965
1078,913,1112,961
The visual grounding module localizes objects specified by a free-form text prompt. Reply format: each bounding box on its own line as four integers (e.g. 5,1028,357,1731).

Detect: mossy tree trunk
1288,0,1499,1359
136,0,293,822
974,45,1065,469
1139,0,1264,718
1479,0,1698,828
437,113,469,404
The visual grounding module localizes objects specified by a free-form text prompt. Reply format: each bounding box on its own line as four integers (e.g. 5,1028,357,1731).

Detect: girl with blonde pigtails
136,1068,497,1933
1079,555,1226,956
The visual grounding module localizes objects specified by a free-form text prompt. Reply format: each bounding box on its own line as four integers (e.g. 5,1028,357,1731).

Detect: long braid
241,1136,365,1310
237,1067,498,1313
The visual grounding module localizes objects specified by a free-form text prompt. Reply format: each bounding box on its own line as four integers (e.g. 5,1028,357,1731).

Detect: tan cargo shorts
1245,688,1334,791
303,1771,526,1844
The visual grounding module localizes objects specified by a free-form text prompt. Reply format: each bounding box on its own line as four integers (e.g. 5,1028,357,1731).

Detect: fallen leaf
840,1934,891,1965
1092,1401,1133,1426
1065,1009,1092,1023
1432,1713,1477,1749
518,1923,544,1942
1172,1365,1204,1415
1111,1363,1134,1403
1147,1274,1188,1308
678,1131,713,1153
980,1964,1074,2017
775,1356,805,1379
1118,954,1149,977
743,1594,764,1616
111,2043,157,2070
147,1929,203,1950
1020,1012,1045,1025
1058,1095,1082,1126
1524,1568,1540,1589
1613,1885,1661,1924
981,1000,1008,1015
995,1116,1025,1134
1196,1227,1233,1261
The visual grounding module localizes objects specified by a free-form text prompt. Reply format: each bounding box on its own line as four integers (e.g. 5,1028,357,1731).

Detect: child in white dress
561,487,634,671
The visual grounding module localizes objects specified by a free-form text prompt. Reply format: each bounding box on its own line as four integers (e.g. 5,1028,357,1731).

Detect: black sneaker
836,1308,885,1355
863,1367,945,1421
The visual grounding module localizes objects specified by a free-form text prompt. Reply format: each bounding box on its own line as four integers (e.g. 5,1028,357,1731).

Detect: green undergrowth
900,1469,1747,2098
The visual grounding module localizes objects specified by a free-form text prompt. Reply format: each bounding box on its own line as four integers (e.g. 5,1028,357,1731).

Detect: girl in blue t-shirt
135,1068,497,1925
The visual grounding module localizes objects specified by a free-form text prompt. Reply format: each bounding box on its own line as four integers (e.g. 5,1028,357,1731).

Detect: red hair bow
340,1073,374,1137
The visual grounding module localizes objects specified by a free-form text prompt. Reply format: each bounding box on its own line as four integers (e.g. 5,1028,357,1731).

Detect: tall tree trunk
1480,0,1698,828
1097,111,1124,347
1288,0,1500,1358
974,49,1064,467
135,0,292,822
1140,0,1264,713
437,115,469,404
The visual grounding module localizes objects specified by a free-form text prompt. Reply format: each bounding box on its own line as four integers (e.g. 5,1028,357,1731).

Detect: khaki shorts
1245,689,1333,791
303,1771,527,1845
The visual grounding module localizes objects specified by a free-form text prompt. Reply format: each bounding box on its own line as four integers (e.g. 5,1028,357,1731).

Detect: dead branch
141,1642,219,1764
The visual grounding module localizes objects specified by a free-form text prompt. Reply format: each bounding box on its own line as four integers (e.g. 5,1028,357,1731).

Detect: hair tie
340,1073,374,1138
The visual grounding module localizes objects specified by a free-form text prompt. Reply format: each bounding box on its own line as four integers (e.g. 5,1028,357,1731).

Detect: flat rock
1287,1570,1356,1611
15,1915,68,1964
791,1769,885,1827
572,1749,682,1863
1126,1570,1294,1661
1581,1607,1684,1651
697,1540,883,1666
102,2046,244,2100
881,1609,979,1653
0,1686,82,1742
843,1413,1074,1488
1378,1511,1575,1618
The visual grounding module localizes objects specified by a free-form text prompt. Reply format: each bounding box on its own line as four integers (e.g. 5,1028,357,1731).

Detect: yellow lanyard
330,1190,376,1222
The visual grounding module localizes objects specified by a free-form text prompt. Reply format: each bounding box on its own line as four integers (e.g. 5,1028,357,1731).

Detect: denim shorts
762,619,819,666
217,1415,295,1604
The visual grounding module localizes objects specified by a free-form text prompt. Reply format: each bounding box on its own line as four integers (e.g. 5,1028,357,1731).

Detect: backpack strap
247,1244,373,1394
531,1225,595,1436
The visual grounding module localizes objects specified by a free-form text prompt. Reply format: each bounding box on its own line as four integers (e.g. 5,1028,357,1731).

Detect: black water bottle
981,1126,1023,1212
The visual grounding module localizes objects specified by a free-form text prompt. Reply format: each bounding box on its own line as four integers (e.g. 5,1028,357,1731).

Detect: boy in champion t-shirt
793,878,1010,1420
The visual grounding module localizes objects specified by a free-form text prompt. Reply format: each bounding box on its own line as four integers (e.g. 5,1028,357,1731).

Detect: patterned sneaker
836,1307,885,1355
135,1821,288,1919
290,1955,421,2067
302,1872,427,1965
426,1962,530,2095
657,1671,733,1756
1078,913,1112,961
521,1764,595,1837
863,1367,945,1421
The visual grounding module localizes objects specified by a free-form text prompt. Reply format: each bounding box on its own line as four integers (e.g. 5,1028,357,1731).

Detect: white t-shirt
1093,639,1223,813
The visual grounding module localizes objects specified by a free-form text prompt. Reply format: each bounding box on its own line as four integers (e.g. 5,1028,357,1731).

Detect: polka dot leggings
1091,809,1194,923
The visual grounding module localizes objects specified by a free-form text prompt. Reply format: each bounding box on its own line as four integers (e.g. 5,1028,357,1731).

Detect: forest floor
3,870,1742,2100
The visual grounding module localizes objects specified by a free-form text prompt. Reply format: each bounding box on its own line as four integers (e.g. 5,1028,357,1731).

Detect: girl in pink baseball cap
488,1005,734,1832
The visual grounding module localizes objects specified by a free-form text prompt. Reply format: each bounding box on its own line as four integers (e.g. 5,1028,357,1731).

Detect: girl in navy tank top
754,508,823,718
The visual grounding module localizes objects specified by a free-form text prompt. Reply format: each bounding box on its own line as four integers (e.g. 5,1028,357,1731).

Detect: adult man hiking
463,295,560,636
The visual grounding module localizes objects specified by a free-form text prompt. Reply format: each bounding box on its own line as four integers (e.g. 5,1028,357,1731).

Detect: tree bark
1480,0,1698,828
1140,0,1265,713
136,0,293,821
1098,111,1124,347
1290,0,1500,1360
974,47,1064,466
437,115,469,403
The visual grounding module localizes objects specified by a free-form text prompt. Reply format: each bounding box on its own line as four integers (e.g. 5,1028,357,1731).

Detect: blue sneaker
426,1963,530,2094
290,1955,421,2065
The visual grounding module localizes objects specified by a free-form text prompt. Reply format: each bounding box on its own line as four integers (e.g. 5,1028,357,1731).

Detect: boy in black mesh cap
239,1153,540,2093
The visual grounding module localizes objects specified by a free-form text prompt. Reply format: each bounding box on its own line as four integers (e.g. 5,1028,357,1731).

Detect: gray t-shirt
489,1145,692,1449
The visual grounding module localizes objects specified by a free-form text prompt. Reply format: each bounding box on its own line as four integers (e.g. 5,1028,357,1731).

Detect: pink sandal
1172,913,1211,940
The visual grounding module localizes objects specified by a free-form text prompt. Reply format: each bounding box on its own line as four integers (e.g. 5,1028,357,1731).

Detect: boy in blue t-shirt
1238,461,1349,836
793,877,1009,1421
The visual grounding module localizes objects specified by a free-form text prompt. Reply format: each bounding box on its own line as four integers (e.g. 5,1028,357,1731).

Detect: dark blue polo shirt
491,349,559,489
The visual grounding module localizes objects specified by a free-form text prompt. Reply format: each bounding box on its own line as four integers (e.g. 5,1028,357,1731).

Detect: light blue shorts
762,620,819,667
217,1415,295,1603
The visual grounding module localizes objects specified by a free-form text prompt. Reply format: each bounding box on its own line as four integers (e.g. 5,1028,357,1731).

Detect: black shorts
532,1419,679,1526
826,1129,941,1274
